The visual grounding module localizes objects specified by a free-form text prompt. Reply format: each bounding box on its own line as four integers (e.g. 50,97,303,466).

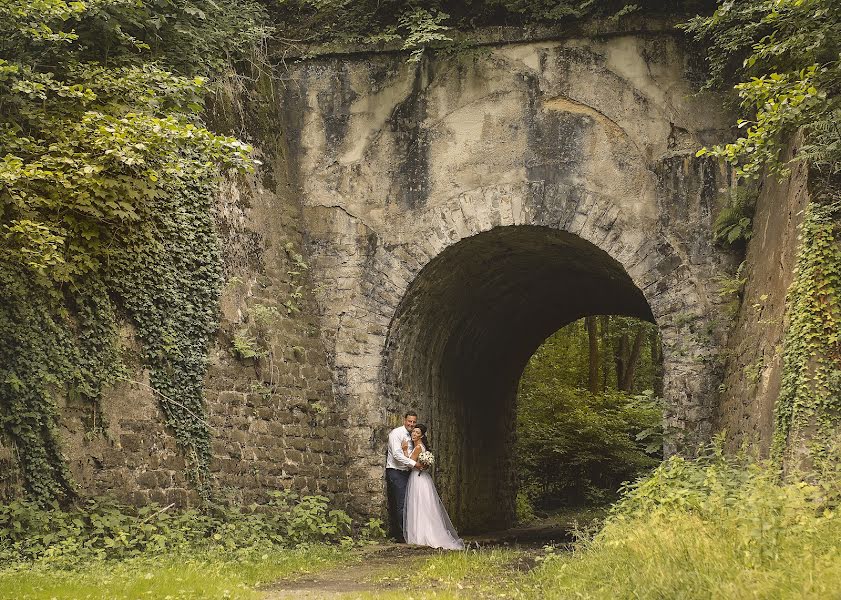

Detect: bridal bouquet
417,450,434,475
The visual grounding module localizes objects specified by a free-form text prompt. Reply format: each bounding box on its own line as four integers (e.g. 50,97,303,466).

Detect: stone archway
290,32,736,527
381,225,656,532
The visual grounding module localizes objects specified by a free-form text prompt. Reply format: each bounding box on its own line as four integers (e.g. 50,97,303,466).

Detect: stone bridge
281,31,735,531
16,27,742,533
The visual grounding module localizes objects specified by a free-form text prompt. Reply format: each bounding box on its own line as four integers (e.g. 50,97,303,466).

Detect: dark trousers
385,467,411,542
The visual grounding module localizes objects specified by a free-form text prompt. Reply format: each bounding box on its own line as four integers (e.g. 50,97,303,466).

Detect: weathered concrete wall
49,73,351,509
716,143,810,455
287,32,737,530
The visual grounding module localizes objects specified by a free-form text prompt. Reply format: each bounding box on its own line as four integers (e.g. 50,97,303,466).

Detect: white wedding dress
404,445,464,550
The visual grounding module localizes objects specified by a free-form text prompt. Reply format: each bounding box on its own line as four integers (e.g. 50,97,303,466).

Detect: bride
401,424,464,550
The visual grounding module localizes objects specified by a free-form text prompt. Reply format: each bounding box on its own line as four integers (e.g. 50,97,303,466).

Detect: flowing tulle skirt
404,471,464,550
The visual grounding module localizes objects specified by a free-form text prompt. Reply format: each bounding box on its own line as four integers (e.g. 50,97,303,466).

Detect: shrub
0,492,355,564
531,447,841,599
515,490,537,524
517,385,662,508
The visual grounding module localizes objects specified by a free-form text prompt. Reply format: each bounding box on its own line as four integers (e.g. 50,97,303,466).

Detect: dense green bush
0,492,380,565
517,384,662,508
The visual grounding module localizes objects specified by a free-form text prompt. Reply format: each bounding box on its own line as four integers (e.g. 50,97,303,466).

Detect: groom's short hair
404,410,418,418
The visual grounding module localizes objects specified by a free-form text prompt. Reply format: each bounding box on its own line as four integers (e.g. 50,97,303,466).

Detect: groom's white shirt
386,426,416,470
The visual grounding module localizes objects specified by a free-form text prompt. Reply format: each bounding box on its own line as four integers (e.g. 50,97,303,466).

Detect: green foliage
358,518,387,541
716,260,747,298
265,491,353,545
713,186,757,246
515,490,537,524
686,1,841,470
686,0,841,177
773,195,841,467
398,7,453,62
0,492,354,565
531,449,841,598
516,318,663,510
0,269,120,500
517,384,662,507
265,1,705,56
0,0,266,500
232,330,267,361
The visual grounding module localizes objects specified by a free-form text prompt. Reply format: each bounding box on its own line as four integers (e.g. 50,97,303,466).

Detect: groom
385,410,425,542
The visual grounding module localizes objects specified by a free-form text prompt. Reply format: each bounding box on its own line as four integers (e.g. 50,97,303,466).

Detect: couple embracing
385,411,464,550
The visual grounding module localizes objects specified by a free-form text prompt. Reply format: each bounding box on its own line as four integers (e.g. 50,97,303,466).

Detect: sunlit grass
364,547,531,599
529,457,841,600
531,510,841,599
0,545,352,600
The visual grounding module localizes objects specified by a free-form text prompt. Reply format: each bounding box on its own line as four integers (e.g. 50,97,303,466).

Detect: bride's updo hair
414,423,431,452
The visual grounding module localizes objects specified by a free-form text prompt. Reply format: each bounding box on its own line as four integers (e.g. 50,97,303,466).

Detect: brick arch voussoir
381,183,694,335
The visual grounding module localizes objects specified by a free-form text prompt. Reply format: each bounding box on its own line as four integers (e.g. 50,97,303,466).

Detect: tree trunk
615,333,628,390
600,316,610,392
620,326,646,391
586,316,599,394
650,329,664,396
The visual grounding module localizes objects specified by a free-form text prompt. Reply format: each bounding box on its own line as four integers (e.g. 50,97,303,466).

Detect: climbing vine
0,0,264,501
103,177,226,491
772,194,841,468
687,0,841,466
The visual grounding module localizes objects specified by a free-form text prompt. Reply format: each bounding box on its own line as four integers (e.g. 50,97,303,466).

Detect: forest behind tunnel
383,226,664,533
514,315,663,525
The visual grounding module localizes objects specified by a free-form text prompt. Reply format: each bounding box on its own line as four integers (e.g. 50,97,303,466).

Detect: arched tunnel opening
382,225,659,533
514,313,663,525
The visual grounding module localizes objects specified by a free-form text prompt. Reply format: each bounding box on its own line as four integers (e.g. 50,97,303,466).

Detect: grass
528,456,841,599
0,545,353,600
4,455,840,599
531,510,841,599
359,547,533,599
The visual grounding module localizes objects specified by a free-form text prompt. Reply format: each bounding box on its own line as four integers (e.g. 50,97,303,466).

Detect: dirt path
261,524,573,599
260,543,438,599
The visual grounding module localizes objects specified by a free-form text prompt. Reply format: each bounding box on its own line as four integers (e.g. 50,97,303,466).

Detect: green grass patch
0,545,352,600
366,547,531,599
530,452,841,599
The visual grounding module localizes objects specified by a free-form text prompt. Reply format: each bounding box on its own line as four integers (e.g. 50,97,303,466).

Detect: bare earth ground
261,522,574,599
261,543,437,599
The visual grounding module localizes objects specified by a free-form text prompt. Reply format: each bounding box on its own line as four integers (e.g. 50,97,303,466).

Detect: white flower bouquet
417,450,434,475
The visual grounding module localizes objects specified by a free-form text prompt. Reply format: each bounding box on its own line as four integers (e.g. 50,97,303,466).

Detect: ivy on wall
687,0,841,466
0,0,264,501
104,177,225,490
773,194,841,468
0,237,129,498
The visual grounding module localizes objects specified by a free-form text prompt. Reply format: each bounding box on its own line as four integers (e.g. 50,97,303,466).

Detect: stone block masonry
17,26,788,532
715,141,811,455
287,32,739,529
47,67,352,511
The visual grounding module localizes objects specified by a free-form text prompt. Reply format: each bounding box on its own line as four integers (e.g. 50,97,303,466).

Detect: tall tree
620,326,646,392
600,316,610,391
586,316,600,394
